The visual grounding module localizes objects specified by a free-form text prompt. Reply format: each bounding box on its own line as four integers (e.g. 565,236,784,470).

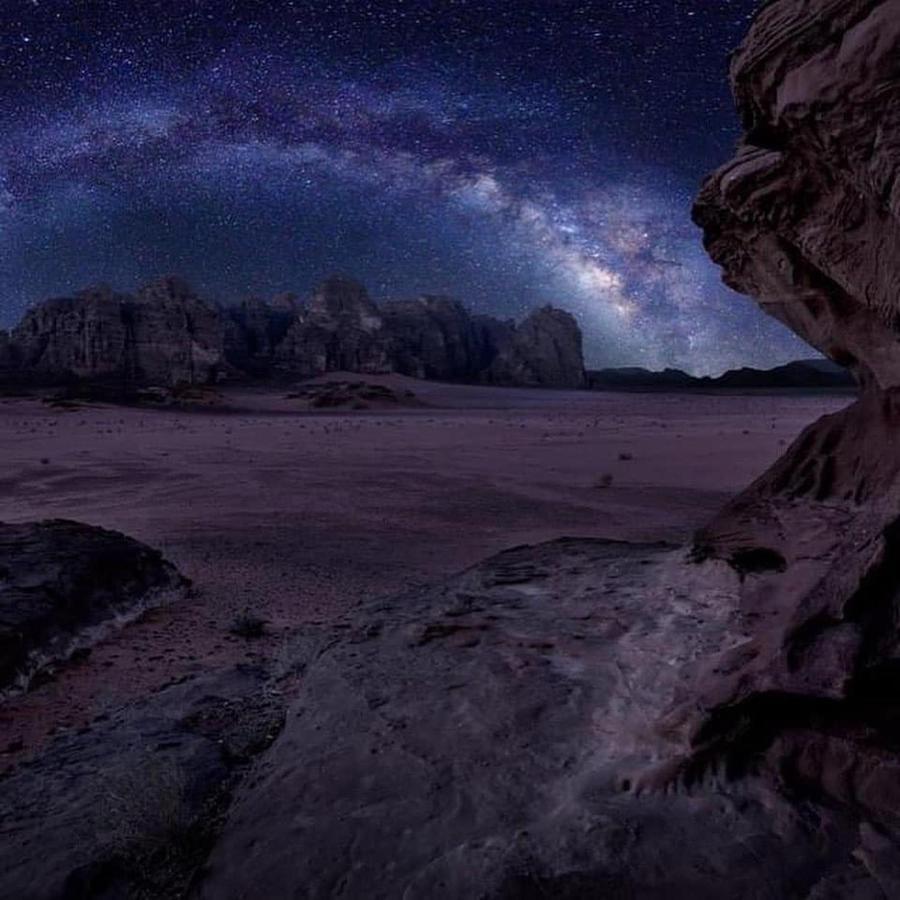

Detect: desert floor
0,375,852,766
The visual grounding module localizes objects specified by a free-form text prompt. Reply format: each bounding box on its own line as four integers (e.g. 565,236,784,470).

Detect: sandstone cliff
10,277,224,388
380,295,503,381
486,305,586,388
273,276,393,378
7,274,586,389
676,0,900,819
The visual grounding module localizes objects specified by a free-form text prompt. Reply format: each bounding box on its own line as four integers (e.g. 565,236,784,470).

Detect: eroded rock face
681,0,900,814
8,275,586,389
222,279,585,386
12,286,133,384
487,306,586,388
0,667,283,900
10,278,225,388
274,276,393,378
380,296,500,381
0,519,188,691
131,276,225,386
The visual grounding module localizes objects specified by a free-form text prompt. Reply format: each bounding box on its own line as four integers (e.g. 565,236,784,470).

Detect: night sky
1,0,810,374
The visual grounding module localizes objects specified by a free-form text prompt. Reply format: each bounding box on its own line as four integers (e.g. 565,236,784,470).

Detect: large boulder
197,540,877,899
0,519,188,691
487,305,586,388
0,667,283,900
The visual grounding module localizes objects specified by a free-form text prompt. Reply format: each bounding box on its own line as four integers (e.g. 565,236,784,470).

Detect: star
0,0,811,375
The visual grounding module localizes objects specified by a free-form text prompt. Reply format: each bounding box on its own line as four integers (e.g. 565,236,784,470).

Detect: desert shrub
229,612,267,638
594,473,614,489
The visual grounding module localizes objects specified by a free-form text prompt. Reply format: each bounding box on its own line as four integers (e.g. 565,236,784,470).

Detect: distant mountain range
587,358,855,391
0,275,855,395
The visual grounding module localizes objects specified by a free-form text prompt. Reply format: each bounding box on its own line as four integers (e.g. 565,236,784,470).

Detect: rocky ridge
588,358,855,390
2,275,586,390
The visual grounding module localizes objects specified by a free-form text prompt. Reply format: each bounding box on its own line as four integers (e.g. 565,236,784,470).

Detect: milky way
1,0,810,374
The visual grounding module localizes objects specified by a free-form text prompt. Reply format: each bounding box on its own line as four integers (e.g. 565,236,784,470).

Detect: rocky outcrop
10,278,224,388
380,296,500,381
273,276,393,378
11,286,133,384
202,277,586,387
7,275,585,390
195,540,877,898
486,306,586,388
131,277,225,386
664,0,900,818
0,519,188,691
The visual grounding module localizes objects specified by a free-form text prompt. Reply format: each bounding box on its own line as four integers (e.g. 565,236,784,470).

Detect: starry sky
0,0,810,374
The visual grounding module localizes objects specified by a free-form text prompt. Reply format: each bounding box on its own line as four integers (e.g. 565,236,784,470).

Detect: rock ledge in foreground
0,519,188,691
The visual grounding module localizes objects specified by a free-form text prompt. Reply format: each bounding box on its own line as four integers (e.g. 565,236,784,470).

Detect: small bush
594,473,614,489
618,452,633,461
229,612,267,639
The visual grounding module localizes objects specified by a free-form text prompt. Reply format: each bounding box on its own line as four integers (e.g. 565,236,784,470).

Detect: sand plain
0,374,852,765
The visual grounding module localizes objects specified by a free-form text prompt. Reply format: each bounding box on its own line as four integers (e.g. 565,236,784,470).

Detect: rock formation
223,297,294,378
380,295,502,381
5,274,586,389
669,0,900,816
0,520,187,691
587,358,855,390
486,305,586,388
10,277,225,388
0,667,283,899
273,276,393,378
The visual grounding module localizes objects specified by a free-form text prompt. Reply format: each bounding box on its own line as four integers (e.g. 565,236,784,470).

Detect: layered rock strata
668,0,900,820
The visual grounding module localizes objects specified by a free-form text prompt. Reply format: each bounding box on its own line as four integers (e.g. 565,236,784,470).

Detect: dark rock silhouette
486,305,586,388
4,274,586,389
588,358,855,390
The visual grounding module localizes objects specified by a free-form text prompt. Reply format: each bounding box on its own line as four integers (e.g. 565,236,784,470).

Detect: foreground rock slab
0,519,188,691
0,667,283,900
198,539,887,898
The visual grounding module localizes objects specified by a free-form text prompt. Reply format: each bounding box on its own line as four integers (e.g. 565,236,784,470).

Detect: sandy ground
0,374,852,765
